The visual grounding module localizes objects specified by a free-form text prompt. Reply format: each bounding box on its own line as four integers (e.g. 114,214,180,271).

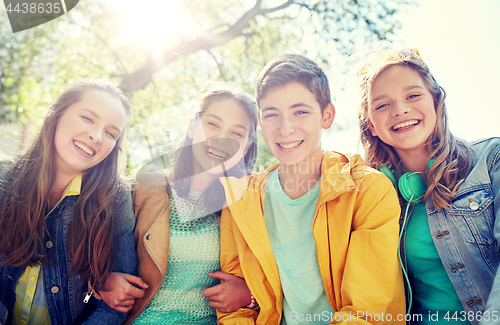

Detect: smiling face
259,82,335,169
189,97,252,176
368,65,437,158
53,89,127,178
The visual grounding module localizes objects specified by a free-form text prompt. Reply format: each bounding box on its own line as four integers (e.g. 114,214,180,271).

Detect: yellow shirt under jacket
218,151,406,325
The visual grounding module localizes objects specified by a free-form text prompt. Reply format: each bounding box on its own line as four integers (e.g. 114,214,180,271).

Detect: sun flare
108,0,198,55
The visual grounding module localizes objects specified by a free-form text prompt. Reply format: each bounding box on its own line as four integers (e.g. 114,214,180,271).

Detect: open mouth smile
74,140,95,156
206,146,229,160
392,119,420,131
277,140,303,149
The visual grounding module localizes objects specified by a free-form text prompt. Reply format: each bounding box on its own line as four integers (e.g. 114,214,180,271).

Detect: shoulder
471,137,500,156
246,163,279,189
0,159,15,181
134,171,168,198
322,150,391,187
133,171,169,216
469,137,500,172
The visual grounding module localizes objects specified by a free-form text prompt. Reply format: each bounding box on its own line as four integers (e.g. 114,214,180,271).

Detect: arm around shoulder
218,207,258,324
335,172,406,324
112,184,137,275
83,185,138,324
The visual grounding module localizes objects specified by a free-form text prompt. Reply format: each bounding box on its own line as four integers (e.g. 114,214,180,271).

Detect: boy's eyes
263,110,308,118
82,115,93,122
408,94,421,99
263,113,278,119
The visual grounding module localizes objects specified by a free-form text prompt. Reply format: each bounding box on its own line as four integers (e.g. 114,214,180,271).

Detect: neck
278,157,322,200
49,171,77,209
189,170,220,192
396,147,431,173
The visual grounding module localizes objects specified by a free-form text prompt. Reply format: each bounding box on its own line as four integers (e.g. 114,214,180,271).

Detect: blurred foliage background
0,0,412,174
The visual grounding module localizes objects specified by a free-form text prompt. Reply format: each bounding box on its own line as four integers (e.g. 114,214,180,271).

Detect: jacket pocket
448,187,495,245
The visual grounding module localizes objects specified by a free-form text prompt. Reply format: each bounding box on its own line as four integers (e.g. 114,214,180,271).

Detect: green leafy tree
0,0,412,169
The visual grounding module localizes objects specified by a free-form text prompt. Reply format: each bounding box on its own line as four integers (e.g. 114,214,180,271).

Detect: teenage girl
101,84,259,324
0,79,136,325
357,49,500,325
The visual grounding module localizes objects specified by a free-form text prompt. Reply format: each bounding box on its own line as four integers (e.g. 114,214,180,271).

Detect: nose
208,126,233,143
209,136,231,146
279,116,295,137
391,101,410,117
88,130,102,144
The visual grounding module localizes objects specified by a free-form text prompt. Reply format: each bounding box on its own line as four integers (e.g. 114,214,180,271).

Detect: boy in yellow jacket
216,54,405,324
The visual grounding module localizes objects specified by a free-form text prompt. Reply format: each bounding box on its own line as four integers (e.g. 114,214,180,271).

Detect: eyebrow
261,102,312,112
81,108,123,133
290,103,313,109
372,85,425,102
205,113,248,131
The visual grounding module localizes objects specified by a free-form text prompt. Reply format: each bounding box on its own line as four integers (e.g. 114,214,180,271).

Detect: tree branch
119,0,296,93
207,50,226,81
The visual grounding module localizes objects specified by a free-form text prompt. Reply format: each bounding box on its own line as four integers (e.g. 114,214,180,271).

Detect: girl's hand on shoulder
202,271,251,313
100,272,148,313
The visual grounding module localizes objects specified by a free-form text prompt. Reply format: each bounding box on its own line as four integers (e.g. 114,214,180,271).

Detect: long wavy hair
0,79,131,291
169,83,258,213
358,53,472,209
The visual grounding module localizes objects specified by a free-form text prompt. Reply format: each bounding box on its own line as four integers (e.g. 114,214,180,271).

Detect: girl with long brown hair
357,49,500,324
98,83,259,324
0,79,137,325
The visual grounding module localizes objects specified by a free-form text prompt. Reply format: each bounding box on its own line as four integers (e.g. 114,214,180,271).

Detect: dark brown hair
0,79,131,291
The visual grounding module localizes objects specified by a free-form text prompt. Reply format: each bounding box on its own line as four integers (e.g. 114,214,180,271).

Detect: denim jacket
0,166,137,325
399,138,500,325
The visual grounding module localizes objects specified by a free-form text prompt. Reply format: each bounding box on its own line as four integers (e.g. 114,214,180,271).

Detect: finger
122,274,149,289
207,271,235,282
204,293,222,302
113,305,133,313
124,285,146,299
113,298,136,307
202,285,221,298
209,300,223,309
209,302,232,313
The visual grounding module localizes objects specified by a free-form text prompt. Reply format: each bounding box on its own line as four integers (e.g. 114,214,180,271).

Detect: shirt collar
61,173,82,198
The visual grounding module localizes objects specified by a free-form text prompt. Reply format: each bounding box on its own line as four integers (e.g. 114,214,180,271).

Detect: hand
202,271,252,313
99,272,148,313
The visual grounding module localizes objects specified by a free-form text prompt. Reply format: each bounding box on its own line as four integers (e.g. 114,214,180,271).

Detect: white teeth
393,120,419,130
74,141,95,156
279,140,303,149
207,147,227,159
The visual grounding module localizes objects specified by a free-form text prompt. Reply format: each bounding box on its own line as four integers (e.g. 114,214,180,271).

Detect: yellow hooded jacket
218,151,406,324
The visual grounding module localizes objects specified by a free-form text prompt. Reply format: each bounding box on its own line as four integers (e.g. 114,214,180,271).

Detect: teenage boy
217,54,405,324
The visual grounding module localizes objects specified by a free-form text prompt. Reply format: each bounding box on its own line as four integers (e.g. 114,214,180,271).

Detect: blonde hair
358,53,472,209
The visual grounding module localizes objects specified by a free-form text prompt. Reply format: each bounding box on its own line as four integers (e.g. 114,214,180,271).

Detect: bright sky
325,0,500,155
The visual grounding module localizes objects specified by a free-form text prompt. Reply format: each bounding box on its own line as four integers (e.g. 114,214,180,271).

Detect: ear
187,118,195,139
367,119,378,136
243,142,252,156
321,103,335,129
